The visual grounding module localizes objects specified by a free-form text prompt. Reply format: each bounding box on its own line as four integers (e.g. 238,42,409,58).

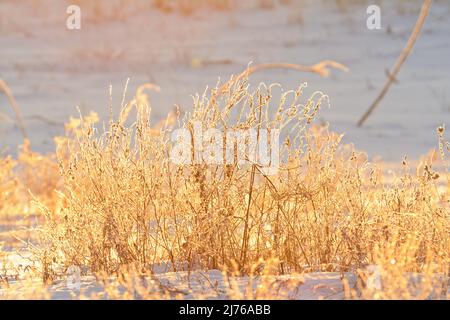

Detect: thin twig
0,79,27,139
357,0,433,127
218,61,348,94
239,94,265,270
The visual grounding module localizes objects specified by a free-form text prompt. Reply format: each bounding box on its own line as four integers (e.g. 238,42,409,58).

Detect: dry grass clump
1,67,448,298
0,141,59,251
16,140,60,211
29,75,449,301
0,141,59,219
36,78,325,275
0,156,19,217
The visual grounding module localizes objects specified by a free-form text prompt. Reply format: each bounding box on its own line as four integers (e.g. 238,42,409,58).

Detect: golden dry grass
0,73,449,299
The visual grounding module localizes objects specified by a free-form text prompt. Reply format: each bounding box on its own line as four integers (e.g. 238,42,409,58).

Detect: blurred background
0,0,449,160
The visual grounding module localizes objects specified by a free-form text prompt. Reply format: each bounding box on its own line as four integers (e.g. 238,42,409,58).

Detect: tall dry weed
30,76,448,300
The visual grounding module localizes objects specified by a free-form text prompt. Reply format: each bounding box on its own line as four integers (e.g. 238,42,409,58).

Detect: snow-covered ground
0,267,355,300
1,0,450,161
1,251,448,300
1,251,353,299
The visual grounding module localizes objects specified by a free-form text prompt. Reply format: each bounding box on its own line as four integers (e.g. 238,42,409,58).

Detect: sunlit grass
0,74,449,299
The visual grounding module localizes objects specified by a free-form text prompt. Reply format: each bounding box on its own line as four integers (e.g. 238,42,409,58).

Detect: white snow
0,267,355,300
1,253,448,300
